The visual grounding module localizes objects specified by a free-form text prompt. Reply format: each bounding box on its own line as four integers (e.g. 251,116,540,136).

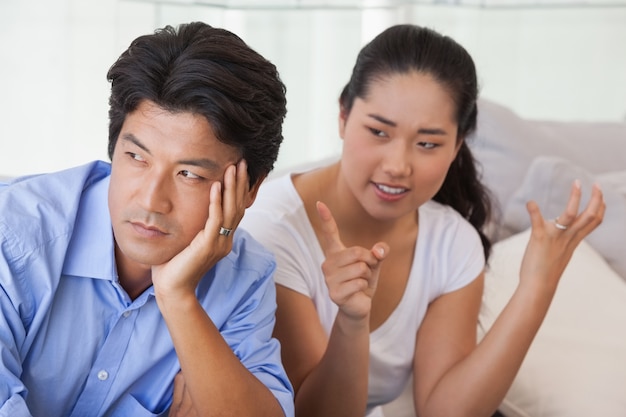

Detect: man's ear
338,103,348,139
245,174,267,208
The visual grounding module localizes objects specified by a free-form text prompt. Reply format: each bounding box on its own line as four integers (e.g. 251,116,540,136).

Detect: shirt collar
62,173,118,281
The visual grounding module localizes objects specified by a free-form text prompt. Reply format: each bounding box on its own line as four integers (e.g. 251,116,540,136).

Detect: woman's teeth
376,184,406,194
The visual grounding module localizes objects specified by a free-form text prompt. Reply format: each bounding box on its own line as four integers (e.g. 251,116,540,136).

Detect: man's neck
114,245,153,300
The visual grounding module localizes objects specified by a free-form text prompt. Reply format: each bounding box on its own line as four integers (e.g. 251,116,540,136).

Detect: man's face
108,100,241,275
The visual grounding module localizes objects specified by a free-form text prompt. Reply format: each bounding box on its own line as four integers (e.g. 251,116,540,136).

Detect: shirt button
97,370,109,381
123,310,131,318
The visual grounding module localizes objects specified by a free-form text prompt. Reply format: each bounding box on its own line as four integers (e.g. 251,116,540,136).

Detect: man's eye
127,152,145,162
180,170,201,179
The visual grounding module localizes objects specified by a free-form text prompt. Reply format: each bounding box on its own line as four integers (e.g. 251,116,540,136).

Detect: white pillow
479,230,626,417
503,156,626,281
468,99,626,240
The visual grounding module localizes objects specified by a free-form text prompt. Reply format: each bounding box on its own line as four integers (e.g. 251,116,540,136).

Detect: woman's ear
454,136,465,158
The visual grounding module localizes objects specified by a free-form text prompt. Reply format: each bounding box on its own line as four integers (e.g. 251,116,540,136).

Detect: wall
1,0,625,177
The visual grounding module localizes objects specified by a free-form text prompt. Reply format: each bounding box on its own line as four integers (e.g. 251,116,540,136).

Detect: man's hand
151,160,249,300
170,372,197,417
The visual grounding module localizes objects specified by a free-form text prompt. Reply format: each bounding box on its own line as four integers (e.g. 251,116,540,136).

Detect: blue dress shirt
0,161,294,417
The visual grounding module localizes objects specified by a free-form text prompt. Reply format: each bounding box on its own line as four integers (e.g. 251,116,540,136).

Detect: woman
240,24,604,417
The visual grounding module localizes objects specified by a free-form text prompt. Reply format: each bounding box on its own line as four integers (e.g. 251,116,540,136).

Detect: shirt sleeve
0,226,34,417
442,212,486,294
214,248,295,417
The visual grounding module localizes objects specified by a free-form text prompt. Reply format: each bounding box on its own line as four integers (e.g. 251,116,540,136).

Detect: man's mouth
130,221,167,237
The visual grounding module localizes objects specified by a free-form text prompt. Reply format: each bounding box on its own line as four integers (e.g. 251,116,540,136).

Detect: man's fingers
170,371,197,417
316,201,345,254
171,372,185,415
206,180,223,234
221,164,237,229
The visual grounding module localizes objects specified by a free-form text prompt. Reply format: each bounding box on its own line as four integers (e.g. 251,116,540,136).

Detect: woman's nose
381,141,412,177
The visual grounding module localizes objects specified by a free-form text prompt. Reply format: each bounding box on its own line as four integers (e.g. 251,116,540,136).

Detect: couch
472,99,626,417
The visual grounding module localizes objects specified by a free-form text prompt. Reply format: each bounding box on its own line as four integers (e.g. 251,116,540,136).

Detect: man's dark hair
107,21,287,186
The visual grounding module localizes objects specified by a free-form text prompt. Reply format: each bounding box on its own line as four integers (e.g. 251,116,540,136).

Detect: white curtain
1,0,624,176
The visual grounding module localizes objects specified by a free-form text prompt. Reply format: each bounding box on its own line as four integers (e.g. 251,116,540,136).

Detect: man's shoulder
228,228,275,268
0,161,111,255
217,228,277,285
1,161,110,190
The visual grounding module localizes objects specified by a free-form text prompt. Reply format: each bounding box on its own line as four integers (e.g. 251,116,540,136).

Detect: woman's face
338,71,460,221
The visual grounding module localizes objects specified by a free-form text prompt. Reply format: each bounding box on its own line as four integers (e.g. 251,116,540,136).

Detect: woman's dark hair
106,21,287,187
339,24,493,260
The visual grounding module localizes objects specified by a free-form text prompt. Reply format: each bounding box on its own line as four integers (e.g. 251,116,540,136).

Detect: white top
241,173,485,416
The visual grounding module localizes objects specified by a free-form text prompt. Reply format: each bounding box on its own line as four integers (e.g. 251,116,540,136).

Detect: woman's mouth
372,182,409,202
375,183,408,195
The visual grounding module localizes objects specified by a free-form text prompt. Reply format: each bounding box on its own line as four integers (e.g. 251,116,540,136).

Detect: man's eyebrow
368,113,396,127
121,133,221,171
121,133,151,154
178,158,221,171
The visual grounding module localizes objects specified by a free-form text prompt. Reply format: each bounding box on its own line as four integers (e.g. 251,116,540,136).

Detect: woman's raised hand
316,201,389,321
520,181,605,292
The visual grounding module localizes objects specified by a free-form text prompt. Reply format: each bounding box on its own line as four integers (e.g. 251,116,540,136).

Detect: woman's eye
180,170,201,179
418,142,437,149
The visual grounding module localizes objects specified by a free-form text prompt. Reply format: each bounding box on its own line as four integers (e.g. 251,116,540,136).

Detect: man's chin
116,243,178,271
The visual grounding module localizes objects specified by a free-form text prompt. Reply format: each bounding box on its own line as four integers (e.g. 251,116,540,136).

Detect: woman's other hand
520,180,605,293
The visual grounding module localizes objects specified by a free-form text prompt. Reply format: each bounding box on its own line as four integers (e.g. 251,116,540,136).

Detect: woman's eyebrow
418,127,447,135
367,114,447,135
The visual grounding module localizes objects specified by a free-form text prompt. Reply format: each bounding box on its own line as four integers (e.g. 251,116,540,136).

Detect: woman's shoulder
419,200,481,242
241,173,311,240
421,199,470,223
251,173,301,212
416,201,486,289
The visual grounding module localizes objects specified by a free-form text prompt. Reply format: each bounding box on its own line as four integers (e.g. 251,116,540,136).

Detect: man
0,22,292,417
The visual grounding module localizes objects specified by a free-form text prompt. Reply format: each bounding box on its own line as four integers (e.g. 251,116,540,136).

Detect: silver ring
554,218,568,230
218,226,233,237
